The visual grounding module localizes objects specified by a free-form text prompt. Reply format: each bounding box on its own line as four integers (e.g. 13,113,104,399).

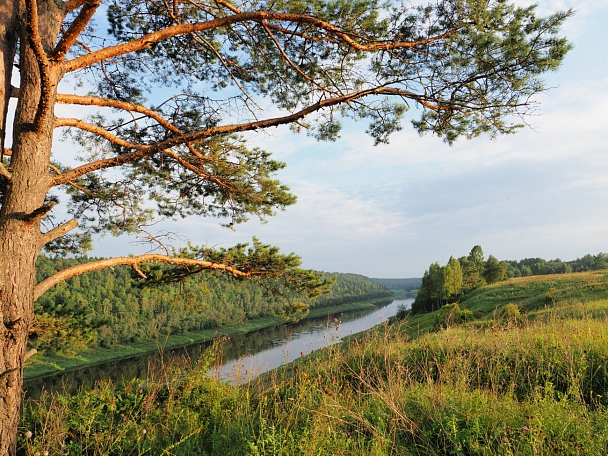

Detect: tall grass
19,271,608,455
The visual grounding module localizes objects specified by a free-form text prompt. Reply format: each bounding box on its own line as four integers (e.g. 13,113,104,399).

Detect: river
24,298,412,397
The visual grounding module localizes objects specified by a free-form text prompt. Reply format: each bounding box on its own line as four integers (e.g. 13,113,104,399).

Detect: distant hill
371,278,422,291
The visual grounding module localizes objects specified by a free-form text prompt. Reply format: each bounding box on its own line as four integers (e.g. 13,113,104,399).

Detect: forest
371,278,422,293
413,247,608,313
32,256,392,355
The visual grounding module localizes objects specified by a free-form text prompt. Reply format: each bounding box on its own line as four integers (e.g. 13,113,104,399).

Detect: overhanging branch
53,118,224,187
52,86,442,186
33,254,273,300
56,93,186,134
56,92,205,158
56,117,144,149
63,10,461,73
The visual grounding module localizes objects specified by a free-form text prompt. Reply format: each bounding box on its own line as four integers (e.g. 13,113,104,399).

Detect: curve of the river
24,298,412,397
213,298,412,384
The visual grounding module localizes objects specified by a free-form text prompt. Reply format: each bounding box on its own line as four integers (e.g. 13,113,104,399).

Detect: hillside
20,271,608,454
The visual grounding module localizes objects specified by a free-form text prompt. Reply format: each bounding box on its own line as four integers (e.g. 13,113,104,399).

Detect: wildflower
333,317,339,323
24,430,32,439
522,426,530,432
139,389,143,394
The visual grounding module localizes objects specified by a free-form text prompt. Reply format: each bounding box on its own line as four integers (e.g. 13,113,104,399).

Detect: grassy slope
403,270,608,336
20,271,608,455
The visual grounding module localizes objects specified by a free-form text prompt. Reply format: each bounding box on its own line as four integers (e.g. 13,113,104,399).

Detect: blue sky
91,0,608,278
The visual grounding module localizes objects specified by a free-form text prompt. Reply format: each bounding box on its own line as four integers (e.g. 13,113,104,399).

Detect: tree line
505,254,608,277
371,278,422,293
33,256,391,355
412,247,608,313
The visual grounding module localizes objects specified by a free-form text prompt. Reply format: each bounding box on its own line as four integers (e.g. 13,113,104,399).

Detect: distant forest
413,248,608,313
33,256,392,355
371,278,422,292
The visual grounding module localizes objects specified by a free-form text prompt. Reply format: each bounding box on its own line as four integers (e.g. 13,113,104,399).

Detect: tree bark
0,2,63,453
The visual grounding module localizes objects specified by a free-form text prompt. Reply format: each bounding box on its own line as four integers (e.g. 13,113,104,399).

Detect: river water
24,298,412,397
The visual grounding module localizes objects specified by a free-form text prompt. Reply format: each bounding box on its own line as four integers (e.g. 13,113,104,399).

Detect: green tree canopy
483,254,508,284
443,256,464,300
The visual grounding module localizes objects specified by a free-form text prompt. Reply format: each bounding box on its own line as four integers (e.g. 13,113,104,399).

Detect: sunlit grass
19,271,608,455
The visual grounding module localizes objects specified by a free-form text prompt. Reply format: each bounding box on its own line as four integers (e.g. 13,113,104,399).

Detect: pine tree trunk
0,2,62,453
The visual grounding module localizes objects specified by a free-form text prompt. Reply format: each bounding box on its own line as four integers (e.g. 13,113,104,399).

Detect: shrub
499,303,521,322
435,303,473,329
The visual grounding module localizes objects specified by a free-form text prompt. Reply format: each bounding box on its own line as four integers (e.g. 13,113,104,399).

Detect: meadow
19,271,608,455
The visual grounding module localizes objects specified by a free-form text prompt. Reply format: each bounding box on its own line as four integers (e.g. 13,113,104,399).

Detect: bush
435,303,473,329
395,304,410,320
498,303,521,323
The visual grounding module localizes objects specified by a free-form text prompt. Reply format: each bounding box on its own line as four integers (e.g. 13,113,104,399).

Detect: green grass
19,271,608,455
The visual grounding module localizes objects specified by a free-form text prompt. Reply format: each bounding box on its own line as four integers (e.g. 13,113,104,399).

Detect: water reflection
24,298,412,398
214,298,412,384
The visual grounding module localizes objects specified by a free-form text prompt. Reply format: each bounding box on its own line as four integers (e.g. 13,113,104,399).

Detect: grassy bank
24,297,394,379
21,272,608,455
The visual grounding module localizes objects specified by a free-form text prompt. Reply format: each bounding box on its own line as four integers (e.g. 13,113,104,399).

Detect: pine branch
33,254,275,300
63,11,462,73
53,0,101,61
56,92,205,158
38,218,79,248
64,0,87,14
52,86,441,186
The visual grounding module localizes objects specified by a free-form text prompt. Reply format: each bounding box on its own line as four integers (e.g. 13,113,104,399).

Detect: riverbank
24,297,394,380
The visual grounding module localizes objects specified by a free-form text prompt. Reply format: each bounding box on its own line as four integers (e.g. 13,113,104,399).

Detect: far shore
24,296,397,381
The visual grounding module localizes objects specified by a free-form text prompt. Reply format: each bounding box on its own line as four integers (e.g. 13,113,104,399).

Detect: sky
89,0,608,279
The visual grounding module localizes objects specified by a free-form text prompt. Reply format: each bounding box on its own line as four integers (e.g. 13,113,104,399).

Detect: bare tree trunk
0,2,62,453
